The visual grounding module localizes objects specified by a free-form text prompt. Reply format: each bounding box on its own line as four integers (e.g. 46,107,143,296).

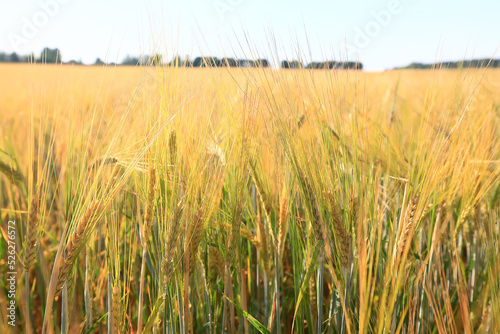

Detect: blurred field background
1,62,500,333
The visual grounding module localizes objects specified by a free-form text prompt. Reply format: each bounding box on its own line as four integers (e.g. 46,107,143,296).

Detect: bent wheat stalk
138,165,156,333
24,190,39,334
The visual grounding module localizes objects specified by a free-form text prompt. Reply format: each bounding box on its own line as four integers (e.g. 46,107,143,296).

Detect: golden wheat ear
163,199,185,283
187,207,205,276
323,190,350,268
112,284,122,333
55,199,102,296
278,188,288,257
396,195,419,263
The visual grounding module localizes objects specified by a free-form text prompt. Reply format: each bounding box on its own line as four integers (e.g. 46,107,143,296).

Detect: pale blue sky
0,0,498,70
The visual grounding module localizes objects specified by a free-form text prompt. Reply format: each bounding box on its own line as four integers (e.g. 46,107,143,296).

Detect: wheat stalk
208,246,224,287
142,165,156,247
137,164,157,333
278,191,288,258
25,191,40,270
256,199,269,274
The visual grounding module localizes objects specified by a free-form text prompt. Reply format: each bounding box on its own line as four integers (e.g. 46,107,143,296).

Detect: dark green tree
94,58,105,65
121,56,139,66
10,52,20,63
39,48,61,63
281,60,303,69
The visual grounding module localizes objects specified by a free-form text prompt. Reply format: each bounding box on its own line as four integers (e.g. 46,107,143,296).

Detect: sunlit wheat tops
2,61,500,333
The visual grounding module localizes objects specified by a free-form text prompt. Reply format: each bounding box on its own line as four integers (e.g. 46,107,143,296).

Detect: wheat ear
89,156,119,170
323,191,350,268
278,191,288,258
0,160,25,186
226,200,244,267
208,246,224,287
187,207,204,276
248,158,273,216
397,195,419,261
55,199,101,295
220,221,257,246
163,200,184,284
297,167,323,242
168,129,177,165
112,284,122,333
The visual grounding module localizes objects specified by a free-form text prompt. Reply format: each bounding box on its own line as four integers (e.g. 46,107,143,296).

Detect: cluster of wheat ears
0,61,499,334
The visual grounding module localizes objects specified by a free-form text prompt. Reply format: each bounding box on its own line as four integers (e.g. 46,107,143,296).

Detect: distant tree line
0,47,75,64
0,47,62,64
0,52,31,63
0,48,365,70
306,61,363,70
396,59,500,70
121,54,163,66
188,57,270,68
0,47,366,70
281,60,303,69
167,57,362,70
279,60,363,70
3,48,500,71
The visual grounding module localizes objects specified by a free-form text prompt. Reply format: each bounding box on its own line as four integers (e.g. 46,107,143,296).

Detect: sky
0,0,499,71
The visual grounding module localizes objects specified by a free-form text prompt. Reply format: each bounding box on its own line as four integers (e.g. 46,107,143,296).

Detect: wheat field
0,63,499,333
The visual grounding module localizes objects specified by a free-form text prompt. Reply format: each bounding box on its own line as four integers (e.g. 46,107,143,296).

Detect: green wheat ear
0,160,25,186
